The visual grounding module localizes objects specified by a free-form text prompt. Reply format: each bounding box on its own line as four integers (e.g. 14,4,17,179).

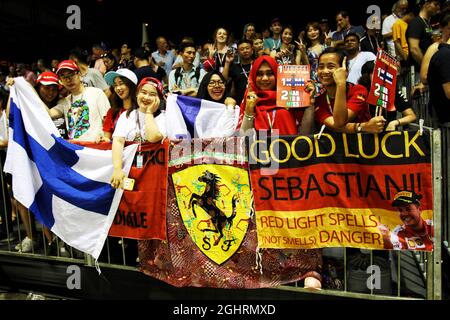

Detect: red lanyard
266,110,277,132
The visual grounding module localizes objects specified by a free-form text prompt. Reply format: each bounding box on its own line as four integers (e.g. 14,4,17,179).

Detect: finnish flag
4,78,137,260
379,69,393,85
165,94,239,140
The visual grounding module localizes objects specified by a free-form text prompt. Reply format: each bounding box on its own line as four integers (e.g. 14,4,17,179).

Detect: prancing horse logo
172,165,252,265
188,170,238,246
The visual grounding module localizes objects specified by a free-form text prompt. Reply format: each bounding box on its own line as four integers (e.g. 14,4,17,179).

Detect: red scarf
238,56,298,135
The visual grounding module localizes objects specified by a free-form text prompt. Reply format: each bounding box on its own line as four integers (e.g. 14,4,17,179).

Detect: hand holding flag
5,78,137,260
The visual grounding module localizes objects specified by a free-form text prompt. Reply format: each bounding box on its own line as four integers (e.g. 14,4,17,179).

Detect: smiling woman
110,77,166,189
101,68,138,143
196,70,234,105
238,55,315,136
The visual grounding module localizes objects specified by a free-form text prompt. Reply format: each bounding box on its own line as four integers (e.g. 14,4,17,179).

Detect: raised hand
333,56,347,86
208,44,216,58
245,79,258,115
304,80,316,105
146,96,161,114
295,40,306,53
225,50,235,64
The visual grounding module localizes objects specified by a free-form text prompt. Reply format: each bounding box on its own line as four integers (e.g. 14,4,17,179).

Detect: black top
405,17,433,68
154,66,167,83
133,66,158,84
360,34,383,55
229,62,251,105
369,89,411,125
428,43,450,123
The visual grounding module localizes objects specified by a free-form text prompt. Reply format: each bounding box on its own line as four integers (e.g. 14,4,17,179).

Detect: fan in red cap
36,71,60,87
137,77,165,98
34,71,62,108
55,60,79,75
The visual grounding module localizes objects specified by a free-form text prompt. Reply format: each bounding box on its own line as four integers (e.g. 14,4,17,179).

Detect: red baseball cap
36,71,60,86
203,57,216,72
138,77,164,97
56,60,79,75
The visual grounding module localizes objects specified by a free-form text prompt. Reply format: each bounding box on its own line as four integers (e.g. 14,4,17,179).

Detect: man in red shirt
380,190,434,251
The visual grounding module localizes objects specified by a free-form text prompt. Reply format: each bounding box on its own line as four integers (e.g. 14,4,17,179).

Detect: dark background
0,0,405,63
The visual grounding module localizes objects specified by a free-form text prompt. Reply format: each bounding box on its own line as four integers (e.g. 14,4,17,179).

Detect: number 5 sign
276,65,311,108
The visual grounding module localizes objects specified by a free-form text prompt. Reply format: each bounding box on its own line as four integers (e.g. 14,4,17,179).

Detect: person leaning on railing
358,61,417,131
236,55,321,290
238,55,315,136
313,47,385,134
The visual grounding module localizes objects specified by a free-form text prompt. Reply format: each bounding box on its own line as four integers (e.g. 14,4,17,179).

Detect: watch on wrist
356,123,362,133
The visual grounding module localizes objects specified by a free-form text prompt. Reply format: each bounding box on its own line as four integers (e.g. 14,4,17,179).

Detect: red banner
367,49,399,112
249,131,433,252
138,138,322,288
73,141,168,240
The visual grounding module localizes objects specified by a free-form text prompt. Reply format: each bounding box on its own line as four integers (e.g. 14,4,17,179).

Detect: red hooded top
238,56,302,135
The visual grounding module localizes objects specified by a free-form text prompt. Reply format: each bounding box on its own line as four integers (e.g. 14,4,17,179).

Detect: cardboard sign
367,49,399,112
276,64,310,108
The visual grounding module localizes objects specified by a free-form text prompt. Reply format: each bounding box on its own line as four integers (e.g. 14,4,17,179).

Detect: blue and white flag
165,94,239,140
4,78,137,260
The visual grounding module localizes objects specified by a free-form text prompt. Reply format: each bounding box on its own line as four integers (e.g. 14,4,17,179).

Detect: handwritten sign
276,65,310,108
367,49,399,112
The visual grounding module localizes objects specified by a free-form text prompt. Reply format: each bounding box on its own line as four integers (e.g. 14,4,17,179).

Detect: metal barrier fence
0,68,447,300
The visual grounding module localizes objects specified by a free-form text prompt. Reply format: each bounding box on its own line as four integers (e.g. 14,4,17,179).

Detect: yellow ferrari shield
172,164,252,265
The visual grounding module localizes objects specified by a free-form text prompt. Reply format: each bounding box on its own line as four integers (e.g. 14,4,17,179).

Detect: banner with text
139,137,322,288
249,131,433,251
74,141,168,240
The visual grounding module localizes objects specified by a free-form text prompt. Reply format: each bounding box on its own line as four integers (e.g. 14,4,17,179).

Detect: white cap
104,68,138,86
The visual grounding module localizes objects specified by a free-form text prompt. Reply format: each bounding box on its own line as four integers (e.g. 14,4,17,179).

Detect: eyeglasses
207,80,225,87
60,72,78,82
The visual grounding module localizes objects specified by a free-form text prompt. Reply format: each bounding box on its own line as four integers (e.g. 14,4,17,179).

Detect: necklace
325,94,334,114
272,38,281,50
240,63,251,79
367,35,380,52
420,15,432,33
70,88,84,104
133,110,145,143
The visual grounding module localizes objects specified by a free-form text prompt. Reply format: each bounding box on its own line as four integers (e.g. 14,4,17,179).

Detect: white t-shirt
347,51,377,84
382,14,399,56
113,109,167,142
53,87,110,142
81,68,109,91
